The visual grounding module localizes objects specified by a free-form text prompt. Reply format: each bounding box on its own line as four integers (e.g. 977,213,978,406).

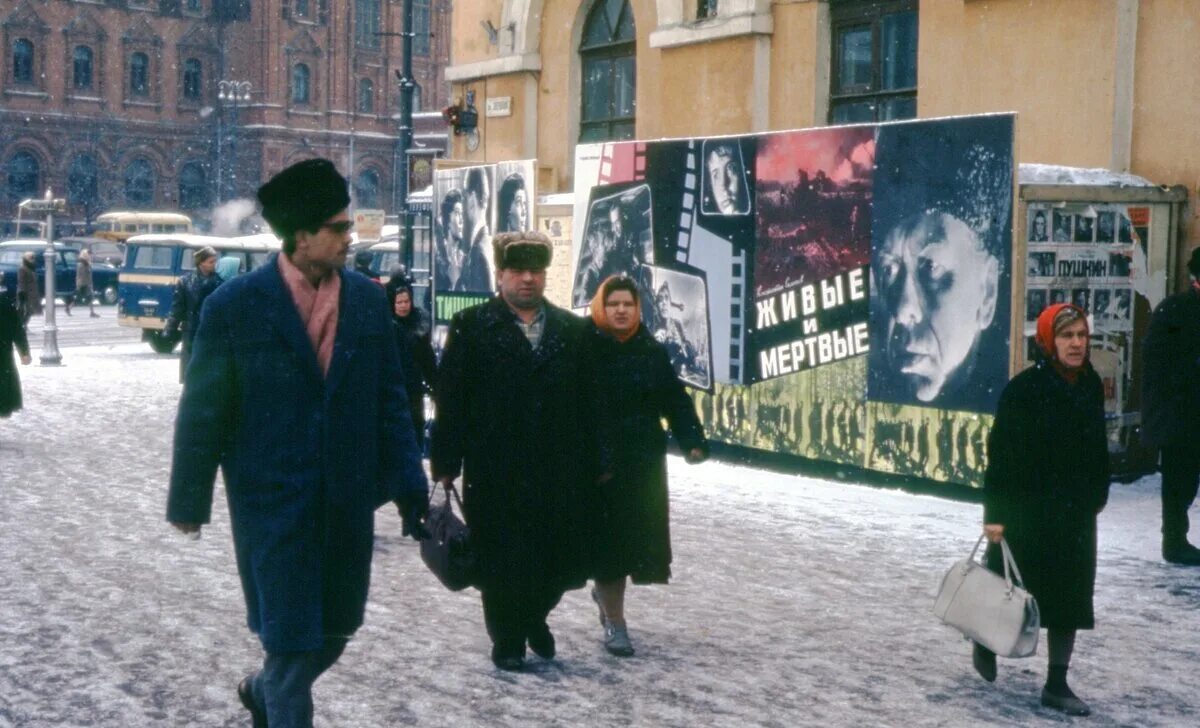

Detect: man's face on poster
608,206,624,241
707,146,743,214
466,177,488,232
1033,212,1046,238
875,212,999,403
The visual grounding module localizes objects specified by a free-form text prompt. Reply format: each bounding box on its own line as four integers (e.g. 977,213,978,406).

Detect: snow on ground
0,341,1197,727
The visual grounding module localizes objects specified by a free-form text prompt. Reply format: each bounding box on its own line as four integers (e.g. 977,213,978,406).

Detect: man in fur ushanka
168,158,429,726
432,230,596,672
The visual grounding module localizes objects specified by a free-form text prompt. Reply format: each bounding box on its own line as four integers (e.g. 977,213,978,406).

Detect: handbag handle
431,480,465,512
967,534,1028,595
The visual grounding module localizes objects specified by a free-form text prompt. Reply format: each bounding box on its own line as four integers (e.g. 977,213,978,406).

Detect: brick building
0,0,453,233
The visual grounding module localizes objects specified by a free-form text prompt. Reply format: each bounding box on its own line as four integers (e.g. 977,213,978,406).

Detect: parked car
59,236,126,267
0,239,120,305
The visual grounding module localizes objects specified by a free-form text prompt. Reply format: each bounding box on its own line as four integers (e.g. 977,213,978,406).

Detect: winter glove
397,491,431,541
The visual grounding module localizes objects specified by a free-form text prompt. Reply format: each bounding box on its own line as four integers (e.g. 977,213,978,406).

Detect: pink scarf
278,253,341,377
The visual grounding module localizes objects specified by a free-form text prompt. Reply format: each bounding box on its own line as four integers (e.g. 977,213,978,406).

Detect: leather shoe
491,643,525,672
527,623,556,660
1163,541,1200,565
237,675,268,728
603,624,635,657
972,642,997,683
1041,686,1091,716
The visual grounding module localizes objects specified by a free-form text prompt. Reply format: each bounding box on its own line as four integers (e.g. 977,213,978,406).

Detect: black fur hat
256,158,350,240
493,231,552,270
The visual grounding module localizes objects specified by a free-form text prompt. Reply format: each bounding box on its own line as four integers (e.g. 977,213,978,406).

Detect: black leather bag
420,483,476,591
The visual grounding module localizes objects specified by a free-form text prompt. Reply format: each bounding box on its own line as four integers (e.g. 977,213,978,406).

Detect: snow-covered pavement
0,340,1197,727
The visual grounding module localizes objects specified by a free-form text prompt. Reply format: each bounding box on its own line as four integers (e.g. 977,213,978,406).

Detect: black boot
1041,665,1090,716
1163,539,1200,565
972,642,996,683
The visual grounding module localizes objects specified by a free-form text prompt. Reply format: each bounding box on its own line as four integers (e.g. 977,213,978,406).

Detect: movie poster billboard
570,114,1016,487
432,160,536,329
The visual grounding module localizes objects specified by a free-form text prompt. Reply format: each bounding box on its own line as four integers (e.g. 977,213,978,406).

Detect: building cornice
649,12,773,50
444,53,541,83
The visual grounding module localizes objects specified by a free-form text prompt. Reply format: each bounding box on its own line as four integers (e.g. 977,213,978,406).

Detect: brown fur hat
492,230,552,270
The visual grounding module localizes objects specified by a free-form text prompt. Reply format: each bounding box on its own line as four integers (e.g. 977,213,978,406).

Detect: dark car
0,240,121,305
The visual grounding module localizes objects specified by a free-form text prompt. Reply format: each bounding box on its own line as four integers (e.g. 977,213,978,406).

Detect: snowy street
1,325,1197,727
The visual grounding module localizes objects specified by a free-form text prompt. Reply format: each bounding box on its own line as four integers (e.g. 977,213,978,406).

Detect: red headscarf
1034,303,1089,380
589,275,641,343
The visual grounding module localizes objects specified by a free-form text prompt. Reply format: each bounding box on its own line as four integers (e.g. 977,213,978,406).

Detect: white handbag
933,535,1040,658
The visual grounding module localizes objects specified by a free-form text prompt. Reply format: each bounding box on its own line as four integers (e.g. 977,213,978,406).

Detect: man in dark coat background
167,158,429,726
1141,246,1200,565
163,245,223,383
432,230,595,671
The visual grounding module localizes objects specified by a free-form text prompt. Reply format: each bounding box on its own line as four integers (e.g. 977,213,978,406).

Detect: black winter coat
584,323,708,583
431,298,596,593
0,296,30,417
165,270,223,382
393,307,436,447
983,358,1110,630
1141,287,1200,447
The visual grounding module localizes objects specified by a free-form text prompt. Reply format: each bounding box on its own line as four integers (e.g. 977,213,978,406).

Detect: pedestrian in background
391,282,436,450
1141,247,1200,565
167,158,429,727
68,249,98,318
16,251,39,325
163,246,222,382
584,274,708,657
431,230,595,671
0,294,31,418
353,249,379,284
978,303,1109,716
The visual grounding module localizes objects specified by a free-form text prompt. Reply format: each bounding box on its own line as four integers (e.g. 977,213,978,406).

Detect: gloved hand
397,491,431,541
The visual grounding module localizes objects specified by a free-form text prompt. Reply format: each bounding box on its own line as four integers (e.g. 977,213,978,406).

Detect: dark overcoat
166,270,223,382
584,322,708,583
983,358,1110,630
0,296,30,417
1141,287,1200,447
167,257,427,653
431,297,595,593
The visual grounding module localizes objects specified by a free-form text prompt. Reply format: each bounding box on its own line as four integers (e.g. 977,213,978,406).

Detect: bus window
131,245,174,270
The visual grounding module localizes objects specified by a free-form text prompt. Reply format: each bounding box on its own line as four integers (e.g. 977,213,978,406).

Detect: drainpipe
1111,0,1138,173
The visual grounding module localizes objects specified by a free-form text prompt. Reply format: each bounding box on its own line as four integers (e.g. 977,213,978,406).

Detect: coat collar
249,255,364,393
477,296,570,368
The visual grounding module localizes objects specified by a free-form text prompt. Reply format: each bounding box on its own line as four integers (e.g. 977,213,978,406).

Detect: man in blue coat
167,158,429,726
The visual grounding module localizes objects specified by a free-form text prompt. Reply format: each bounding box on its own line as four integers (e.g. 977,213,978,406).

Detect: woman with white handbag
978,303,1110,716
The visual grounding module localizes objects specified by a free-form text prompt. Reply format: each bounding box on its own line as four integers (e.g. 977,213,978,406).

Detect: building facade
443,0,1198,260
0,0,453,232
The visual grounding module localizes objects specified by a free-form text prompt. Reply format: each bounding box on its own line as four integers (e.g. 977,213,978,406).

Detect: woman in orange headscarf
584,274,708,657
974,303,1110,716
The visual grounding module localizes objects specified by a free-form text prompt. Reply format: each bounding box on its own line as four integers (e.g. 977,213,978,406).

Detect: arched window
355,169,380,209
130,52,149,96
579,0,636,143
12,38,34,84
6,152,39,204
183,58,202,100
178,162,210,210
295,0,310,19
73,46,94,90
357,78,374,113
68,154,99,209
124,159,155,207
355,0,381,48
292,63,310,104
413,0,431,56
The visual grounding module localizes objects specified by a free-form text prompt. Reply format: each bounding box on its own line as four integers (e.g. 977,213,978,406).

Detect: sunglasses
321,220,355,234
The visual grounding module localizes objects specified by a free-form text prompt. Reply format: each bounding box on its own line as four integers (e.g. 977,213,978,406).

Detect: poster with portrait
538,213,574,309
433,165,495,297
867,115,1014,414
571,182,655,308
648,266,712,390
494,160,537,234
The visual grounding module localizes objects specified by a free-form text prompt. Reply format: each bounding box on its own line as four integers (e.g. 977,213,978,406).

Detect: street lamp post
383,0,417,270
217,80,252,202
20,193,67,366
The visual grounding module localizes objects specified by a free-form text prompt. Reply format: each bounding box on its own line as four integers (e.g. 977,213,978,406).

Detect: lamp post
217,80,252,202
20,193,67,366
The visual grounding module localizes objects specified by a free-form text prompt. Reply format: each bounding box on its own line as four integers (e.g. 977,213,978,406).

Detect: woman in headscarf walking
975,303,1110,716
584,274,709,657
